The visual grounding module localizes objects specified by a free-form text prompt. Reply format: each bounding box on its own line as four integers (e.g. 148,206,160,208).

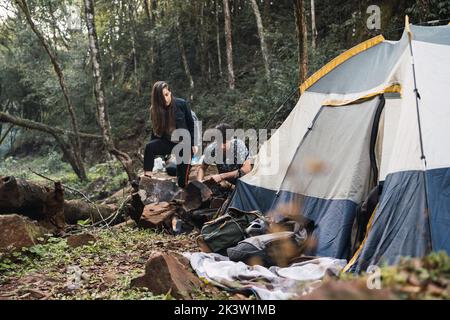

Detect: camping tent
228,22,450,272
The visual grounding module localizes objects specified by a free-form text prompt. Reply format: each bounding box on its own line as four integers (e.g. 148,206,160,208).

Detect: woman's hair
150,81,175,137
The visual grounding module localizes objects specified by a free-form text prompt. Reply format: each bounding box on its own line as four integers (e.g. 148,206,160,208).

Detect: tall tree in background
84,0,136,182
294,0,308,84
143,0,155,81
175,16,195,94
127,0,140,96
311,0,318,50
215,0,223,77
250,0,271,81
14,0,86,181
223,0,235,89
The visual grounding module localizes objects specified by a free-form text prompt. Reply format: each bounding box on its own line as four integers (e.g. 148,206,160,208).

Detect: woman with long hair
143,81,196,188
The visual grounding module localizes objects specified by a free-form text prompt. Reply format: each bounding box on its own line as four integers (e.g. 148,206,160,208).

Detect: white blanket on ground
186,252,347,300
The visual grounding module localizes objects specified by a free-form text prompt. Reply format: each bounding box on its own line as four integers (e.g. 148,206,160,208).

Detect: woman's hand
192,146,199,156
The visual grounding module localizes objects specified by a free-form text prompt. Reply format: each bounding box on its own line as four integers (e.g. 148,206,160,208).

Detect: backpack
198,207,264,255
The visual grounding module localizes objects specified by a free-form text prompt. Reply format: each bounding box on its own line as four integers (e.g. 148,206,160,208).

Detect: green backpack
199,207,264,255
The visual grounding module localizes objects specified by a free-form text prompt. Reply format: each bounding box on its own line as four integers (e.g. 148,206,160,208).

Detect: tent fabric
345,26,450,271
227,23,450,271
428,168,450,252
308,39,408,95
232,97,382,259
345,170,430,273
229,181,358,258
411,24,450,45
299,35,385,94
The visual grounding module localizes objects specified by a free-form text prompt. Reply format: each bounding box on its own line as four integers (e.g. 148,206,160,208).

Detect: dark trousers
144,138,191,188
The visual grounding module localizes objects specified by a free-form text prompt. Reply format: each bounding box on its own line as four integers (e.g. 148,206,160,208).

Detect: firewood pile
130,176,234,234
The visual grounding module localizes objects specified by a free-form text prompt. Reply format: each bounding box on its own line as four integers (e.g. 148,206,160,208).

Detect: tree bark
128,1,140,96
198,2,208,80
249,0,271,81
143,0,155,74
223,0,235,89
294,0,308,84
0,176,65,230
0,112,102,140
84,0,136,182
215,0,223,77
311,0,318,50
14,0,86,181
175,17,195,91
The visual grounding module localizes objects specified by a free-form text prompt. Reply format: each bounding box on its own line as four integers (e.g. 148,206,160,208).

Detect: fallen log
63,200,120,225
0,176,65,230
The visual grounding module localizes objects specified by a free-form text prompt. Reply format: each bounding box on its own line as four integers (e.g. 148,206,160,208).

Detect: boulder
0,214,47,251
130,251,203,299
66,233,97,248
138,202,176,231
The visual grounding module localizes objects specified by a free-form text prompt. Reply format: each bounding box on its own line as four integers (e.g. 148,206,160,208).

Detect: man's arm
211,159,252,183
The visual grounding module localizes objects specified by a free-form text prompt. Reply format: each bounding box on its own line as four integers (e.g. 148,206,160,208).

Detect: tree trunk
0,112,101,180
294,0,308,84
249,0,271,81
223,0,235,89
0,176,65,230
108,13,115,87
0,124,13,146
215,0,223,77
14,0,86,181
263,0,271,23
143,0,155,75
175,17,195,92
128,1,140,96
311,0,318,50
84,0,136,182
198,2,208,80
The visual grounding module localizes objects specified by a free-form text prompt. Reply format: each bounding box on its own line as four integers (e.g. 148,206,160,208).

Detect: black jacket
151,98,195,147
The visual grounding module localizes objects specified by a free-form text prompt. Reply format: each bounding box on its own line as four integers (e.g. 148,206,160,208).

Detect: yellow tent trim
322,84,402,106
342,204,379,273
299,35,385,94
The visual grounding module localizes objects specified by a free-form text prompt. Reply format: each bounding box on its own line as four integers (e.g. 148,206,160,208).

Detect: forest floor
1,155,450,300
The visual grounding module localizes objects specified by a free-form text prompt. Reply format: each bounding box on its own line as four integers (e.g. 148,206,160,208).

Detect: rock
66,233,97,248
297,279,397,300
0,214,47,251
178,181,213,212
130,251,203,299
138,202,176,231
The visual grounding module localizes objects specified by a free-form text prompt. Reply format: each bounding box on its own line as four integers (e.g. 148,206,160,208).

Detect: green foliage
2,0,450,178
0,227,232,300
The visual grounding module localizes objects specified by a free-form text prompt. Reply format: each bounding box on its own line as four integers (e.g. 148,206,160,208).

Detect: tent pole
405,16,432,253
